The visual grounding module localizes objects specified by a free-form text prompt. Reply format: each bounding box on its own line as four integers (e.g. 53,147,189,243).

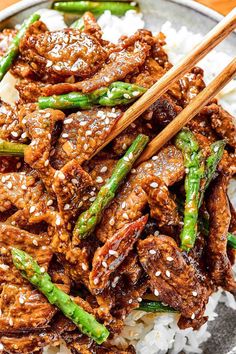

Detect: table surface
0,0,235,14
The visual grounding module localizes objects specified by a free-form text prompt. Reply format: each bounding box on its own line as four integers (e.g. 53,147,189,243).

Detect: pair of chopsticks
93,8,236,164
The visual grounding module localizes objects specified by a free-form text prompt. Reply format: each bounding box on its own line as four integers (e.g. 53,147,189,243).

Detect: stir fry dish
0,3,235,354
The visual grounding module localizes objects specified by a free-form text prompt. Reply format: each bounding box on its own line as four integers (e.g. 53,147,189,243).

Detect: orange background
0,0,235,15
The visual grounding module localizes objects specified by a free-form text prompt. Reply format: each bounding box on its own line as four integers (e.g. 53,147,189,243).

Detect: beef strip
0,100,25,143
137,235,209,329
82,12,103,41
206,175,236,292
90,216,148,295
43,33,152,95
52,159,93,220
62,332,135,354
21,108,65,191
0,284,56,331
96,145,184,242
19,22,108,82
1,330,58,354
52,107,121,169
206,103,236,148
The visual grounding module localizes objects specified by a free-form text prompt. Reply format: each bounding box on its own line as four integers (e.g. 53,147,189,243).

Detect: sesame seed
19,295,25,304
58,171,65,180
44,112,51,118
192,291,198,297
124,93,131,99
1,176,6,183
22,118,27,124
96,176,103,184
84,143,89,151
155,271,161,277
44,160,49,167
104,77,110,82
0,343,3,350
72,179,78,185
109,250,118,257
100,166,108,173
154,230,160,236
21,132,28,139
80,121,87,126
56,215,61,226
123,212,129,220
109,217,115,226
40,267,45,273
47,133,51,140
121,202,126,209
78,201,83,208
62,133,69,138
124,156,129,162
122,143,127,150
167,256,174,262
150,182,158,188
129,152,133,160
89,196,96,202
32,239,38,246
97,111,105,118
64,204,70,211
102,261,108,268
47,199,53,206
111,276,119,288
132,91,140,97
137,297,142,302
166,270,171,278
94,277,99,285
131,168,136,174
81,263,87,271
11,131,18,137
149,249,156,255
154,289,159,297
9,318,13,326
29,206,36,213
86,130,92,136
64,118,73,124
104,118,110,125
128,299,133,304
152,156,158,161
21,185,27,190
191,313,195,320
7,181,12,189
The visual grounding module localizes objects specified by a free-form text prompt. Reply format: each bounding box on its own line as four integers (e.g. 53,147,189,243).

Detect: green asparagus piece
228,233,236,249
53,1,139,16
70,17,85,30
11,248,109,344
0,139,27,156
138,300,177,313
38,82,146,110
198,140,225,207
0,13,40,82
175,129,204,251
73,134,149,241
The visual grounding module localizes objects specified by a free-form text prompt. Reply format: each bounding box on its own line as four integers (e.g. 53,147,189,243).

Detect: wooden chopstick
136,57,236,165
92,8,236,157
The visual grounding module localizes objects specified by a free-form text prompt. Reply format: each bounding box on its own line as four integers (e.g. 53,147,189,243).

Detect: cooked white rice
0,8,234,354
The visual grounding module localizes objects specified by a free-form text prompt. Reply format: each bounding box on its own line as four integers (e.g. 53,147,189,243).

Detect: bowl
0,1,235,353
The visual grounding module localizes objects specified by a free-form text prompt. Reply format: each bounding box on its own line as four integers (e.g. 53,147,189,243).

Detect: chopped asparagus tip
70,17,85,30
38,82,146,110
73,134,149,241
11,248,109,344
198,140,225,207
0,13,40,82
138,300,177,313
0,139,27,156
175,129,203,252
53,1,139,16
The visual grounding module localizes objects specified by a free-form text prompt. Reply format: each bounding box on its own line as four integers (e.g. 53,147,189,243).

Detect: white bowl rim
0,0,224,24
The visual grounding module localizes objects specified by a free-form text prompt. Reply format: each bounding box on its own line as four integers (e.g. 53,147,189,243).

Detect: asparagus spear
198,140,225,207
73,134,149,241
228,233,236,249
38,82,146,110
11,248,109,344
0,13,40,82
0,139,27,156
175,129,204,251
53,1,139,16
138,300,177,313
70,17,85,30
